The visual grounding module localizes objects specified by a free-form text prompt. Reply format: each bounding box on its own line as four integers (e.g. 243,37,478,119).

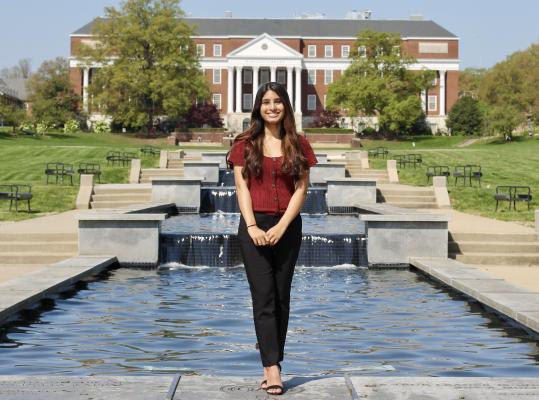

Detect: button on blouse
228,135,318,214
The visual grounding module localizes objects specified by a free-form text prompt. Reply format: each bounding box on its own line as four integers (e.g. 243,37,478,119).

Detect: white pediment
228,33,303,59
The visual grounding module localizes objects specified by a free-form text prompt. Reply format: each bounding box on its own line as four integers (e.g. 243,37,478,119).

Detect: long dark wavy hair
227,82,309,181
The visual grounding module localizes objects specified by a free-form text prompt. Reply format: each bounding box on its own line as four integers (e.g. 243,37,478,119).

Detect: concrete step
141,168,183,174
381,195,436,203
0,252,75,264
0,241,78,252
167,161,184,168
93,186,151,195
450,252,539,266
449,241,539,254
449,232,538,243
0,232,77,242
90,200,152,209
379,189,434,196
91,193,151,202
382,201,438,209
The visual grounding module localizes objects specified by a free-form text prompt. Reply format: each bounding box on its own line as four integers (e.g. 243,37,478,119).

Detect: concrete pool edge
411,257,539,335
1,375,539,399
0,256,117,324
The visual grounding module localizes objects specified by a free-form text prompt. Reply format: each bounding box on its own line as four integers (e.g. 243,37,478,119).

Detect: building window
324,70,333,85
324,45,333,58
308,45,316,58
196,44,205,56
307,70,316,85
307,95,317,111
358,45,367,59
276,69,286,84
212,93,221,110
243,93,253,110
260,69,270,84
428,95,437,112
341,45,350,58
243,69,252,84
213,69,221,84
213,44,222,57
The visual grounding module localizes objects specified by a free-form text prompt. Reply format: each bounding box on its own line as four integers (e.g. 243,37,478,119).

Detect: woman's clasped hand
247,223,286,246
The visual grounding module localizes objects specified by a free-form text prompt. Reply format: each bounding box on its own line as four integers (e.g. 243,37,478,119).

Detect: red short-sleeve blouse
228,135,318,214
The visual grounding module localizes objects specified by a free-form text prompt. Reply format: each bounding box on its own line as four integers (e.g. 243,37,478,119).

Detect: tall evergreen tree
80,0,209,133
327,30,434,135
446,95,484,135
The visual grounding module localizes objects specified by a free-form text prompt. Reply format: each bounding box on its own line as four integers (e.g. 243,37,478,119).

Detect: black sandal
266,384,284,395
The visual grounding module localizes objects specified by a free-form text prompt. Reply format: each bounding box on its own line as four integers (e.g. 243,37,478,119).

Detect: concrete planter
183,161,220,184
326,178,377,207
309,163,346,185
151,177,202,210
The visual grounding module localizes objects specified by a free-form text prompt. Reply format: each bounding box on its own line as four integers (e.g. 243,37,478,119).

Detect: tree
0,102,26,133
185,102,223,128
26,57,80,127
312,109,340,128
0,58,32,79
446,95,484,135
327,30,433,135
488,105,525,140
458,68,486,98
80,0,209,134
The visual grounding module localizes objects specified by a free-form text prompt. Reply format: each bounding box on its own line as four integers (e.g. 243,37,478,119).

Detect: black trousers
237,212,302,367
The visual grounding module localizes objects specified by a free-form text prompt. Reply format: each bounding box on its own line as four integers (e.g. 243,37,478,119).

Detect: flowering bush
18,121,34,132
92,120,111,134
63,119,79,133
36,122,51,135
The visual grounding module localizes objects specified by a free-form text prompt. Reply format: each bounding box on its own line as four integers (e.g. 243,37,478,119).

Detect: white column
270,66,277,82
235,66,243,113
420,89,427,113
252,66,259,103
294,67,302,113
82,67,89,113
286,67,293,103
439,70,446,116
227,66,234,113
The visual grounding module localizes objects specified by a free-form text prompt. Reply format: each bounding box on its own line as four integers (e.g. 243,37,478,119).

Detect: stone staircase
449,232,539,266
90,184,152,209
346,161,389,183
139,168,183,184
377,184,438,209
0,232,77,264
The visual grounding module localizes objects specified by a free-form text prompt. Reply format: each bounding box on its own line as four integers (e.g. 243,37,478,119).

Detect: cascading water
160,168,366,267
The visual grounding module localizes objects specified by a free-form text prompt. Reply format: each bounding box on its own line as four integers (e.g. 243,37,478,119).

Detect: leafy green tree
446,95,484,135
458,68,486,98
0,102,26,133
26,57,80,127
327,30,433,135
80,0,209,134
488,105,525,139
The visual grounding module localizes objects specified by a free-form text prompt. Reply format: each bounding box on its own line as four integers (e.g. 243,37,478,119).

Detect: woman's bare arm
234,165,268,246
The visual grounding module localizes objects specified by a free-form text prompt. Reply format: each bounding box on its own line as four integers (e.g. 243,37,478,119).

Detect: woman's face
260,90,285,125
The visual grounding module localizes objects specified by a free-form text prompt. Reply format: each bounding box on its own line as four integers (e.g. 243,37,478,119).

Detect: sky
1,0,538,73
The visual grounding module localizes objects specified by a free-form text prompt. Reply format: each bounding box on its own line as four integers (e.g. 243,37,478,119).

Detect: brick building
69,15,459,132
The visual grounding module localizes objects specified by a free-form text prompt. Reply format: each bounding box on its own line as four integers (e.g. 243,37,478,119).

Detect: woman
227,82,317,395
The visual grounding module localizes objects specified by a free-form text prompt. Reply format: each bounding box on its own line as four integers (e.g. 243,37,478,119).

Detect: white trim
213,44,222,57
307,69,316,85
227,33,303,60
213,68,221,84
307,94,317,111
402,36,459,41
427,95,437,112
341,45,350,58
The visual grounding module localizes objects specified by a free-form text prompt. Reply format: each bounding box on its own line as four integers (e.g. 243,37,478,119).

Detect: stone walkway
1,375,539,399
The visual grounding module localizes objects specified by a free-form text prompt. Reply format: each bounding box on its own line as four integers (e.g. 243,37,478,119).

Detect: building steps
0,241,78,252
167,160,184,168
0,232,78,265
139,168,184,184
448,232,539,266
377,186,437,209
90,184,152,209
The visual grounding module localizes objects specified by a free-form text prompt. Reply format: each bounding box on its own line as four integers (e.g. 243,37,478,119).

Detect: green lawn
1,128,537,224
368,135,539,224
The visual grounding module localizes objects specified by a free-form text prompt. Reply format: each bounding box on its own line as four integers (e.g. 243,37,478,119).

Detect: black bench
106,151,123,166
120,152,137,166
454,165,483,187
0,184,32,212
494,185,532,211
140,145,160,157
368,147,389,159
77,162,102,183
426,165,450,183
394,153,422,168
45,162,75,185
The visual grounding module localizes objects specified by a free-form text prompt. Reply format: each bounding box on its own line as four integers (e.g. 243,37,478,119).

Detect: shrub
92,120,111,134
312,109,341,128
63,119,79,133
36,122,51,135
446,96,483,135
185,103,223,128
